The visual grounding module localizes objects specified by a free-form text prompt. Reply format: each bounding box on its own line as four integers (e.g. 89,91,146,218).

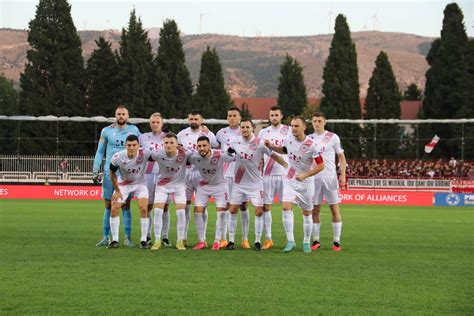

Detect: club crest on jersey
176,154,184,163
211,157,219,165
280,126,289,135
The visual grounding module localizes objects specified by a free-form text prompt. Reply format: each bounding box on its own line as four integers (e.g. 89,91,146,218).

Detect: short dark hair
188,109,202,116
312,111,327,119
240,118,254,127
227,106,241,114
270,105,282,113
291,116,307,126
164,133,178,140
116,105,128,112
197,136,210,143
126,134,139,143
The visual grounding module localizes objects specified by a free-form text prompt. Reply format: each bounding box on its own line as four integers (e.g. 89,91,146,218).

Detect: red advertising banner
0,185,434,206
338,190,433,206
0,185,102,200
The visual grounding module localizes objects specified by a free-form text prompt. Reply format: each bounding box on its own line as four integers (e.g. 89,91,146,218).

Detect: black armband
109,164,119,172
282,146,288,154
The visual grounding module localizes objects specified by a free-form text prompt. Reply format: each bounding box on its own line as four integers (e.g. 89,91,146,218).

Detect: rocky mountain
0,28,432,97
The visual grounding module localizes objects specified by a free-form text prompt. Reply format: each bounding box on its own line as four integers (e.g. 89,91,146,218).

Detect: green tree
0,74,19,154
364,51,401,158
155,19,193,118
422,3,468,158
117,9,155,117
86,37,120,116
0,74,18,115
18,0,86,155
277,54,307,118
320,14,362,157
458,40,474,159
193,46,232,118
403,83,422,100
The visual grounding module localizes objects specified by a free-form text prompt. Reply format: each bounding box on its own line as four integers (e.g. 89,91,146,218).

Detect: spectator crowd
346,159,473,179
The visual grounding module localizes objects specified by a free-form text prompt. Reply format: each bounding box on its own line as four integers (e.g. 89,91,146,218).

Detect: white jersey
284,134,322,184
230,135,272,185
188,149,235,186
151,149,191,187
258,124,290,176
177,127,218,152
139,132,166,174
110,148,153,185
309,131,344,179
216,126,241,178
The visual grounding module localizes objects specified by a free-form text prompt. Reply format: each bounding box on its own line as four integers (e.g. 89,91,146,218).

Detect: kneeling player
188,136,235,250
108,135,153,249
150,133,192,251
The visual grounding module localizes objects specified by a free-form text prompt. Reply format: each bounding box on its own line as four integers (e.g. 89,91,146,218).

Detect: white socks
184,204,191,240
303,215,312,243
216,211,226,242
282,210,294,242
154,208,164,241
263,211,272,240
333,222,342,243
223,210,230,240
255,215,263,243
312,223,321,242
176,209,186,241
110,216,120,242
147,210,153,238
140,217,149,242
229,213,238,243
202,209,208,241
241,209,250,240
194,213,205,242
162,210,170,239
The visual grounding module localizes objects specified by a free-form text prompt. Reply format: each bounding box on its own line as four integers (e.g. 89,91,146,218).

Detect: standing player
216,107,248,248
226,119,288,251
177,110,218,246
150,133,192,251
257,105,289,250
139,113,172,247
107,135,153,249
309,111,346,251
188,136,235,250
93,106,140,247
265,116,324,253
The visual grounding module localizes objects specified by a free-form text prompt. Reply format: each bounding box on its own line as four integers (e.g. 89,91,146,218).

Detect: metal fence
0,155,98,183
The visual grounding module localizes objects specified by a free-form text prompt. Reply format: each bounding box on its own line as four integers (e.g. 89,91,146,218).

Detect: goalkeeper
93,106,141,247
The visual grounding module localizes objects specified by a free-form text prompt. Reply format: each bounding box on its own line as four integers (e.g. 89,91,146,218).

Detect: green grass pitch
0,199,473,314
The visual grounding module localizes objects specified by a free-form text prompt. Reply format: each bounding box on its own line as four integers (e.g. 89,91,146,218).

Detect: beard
190,123,200,130
117,118,127,126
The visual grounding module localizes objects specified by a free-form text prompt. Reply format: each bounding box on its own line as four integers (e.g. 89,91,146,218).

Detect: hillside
0,28,432,97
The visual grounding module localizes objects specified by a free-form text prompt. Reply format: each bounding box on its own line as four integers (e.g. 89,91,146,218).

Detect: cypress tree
364,51,401,158
117,9,155,117
18,0,86,155
193,46,232,118
422,3,468,158
0,74,19,154
457,40,474,159
86,37,120,116
320,14,362,157
277,54,307,118
155,19,193,118
403,83,422,100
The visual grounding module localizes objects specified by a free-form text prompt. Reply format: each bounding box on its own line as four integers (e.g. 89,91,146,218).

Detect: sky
1,0,473,37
